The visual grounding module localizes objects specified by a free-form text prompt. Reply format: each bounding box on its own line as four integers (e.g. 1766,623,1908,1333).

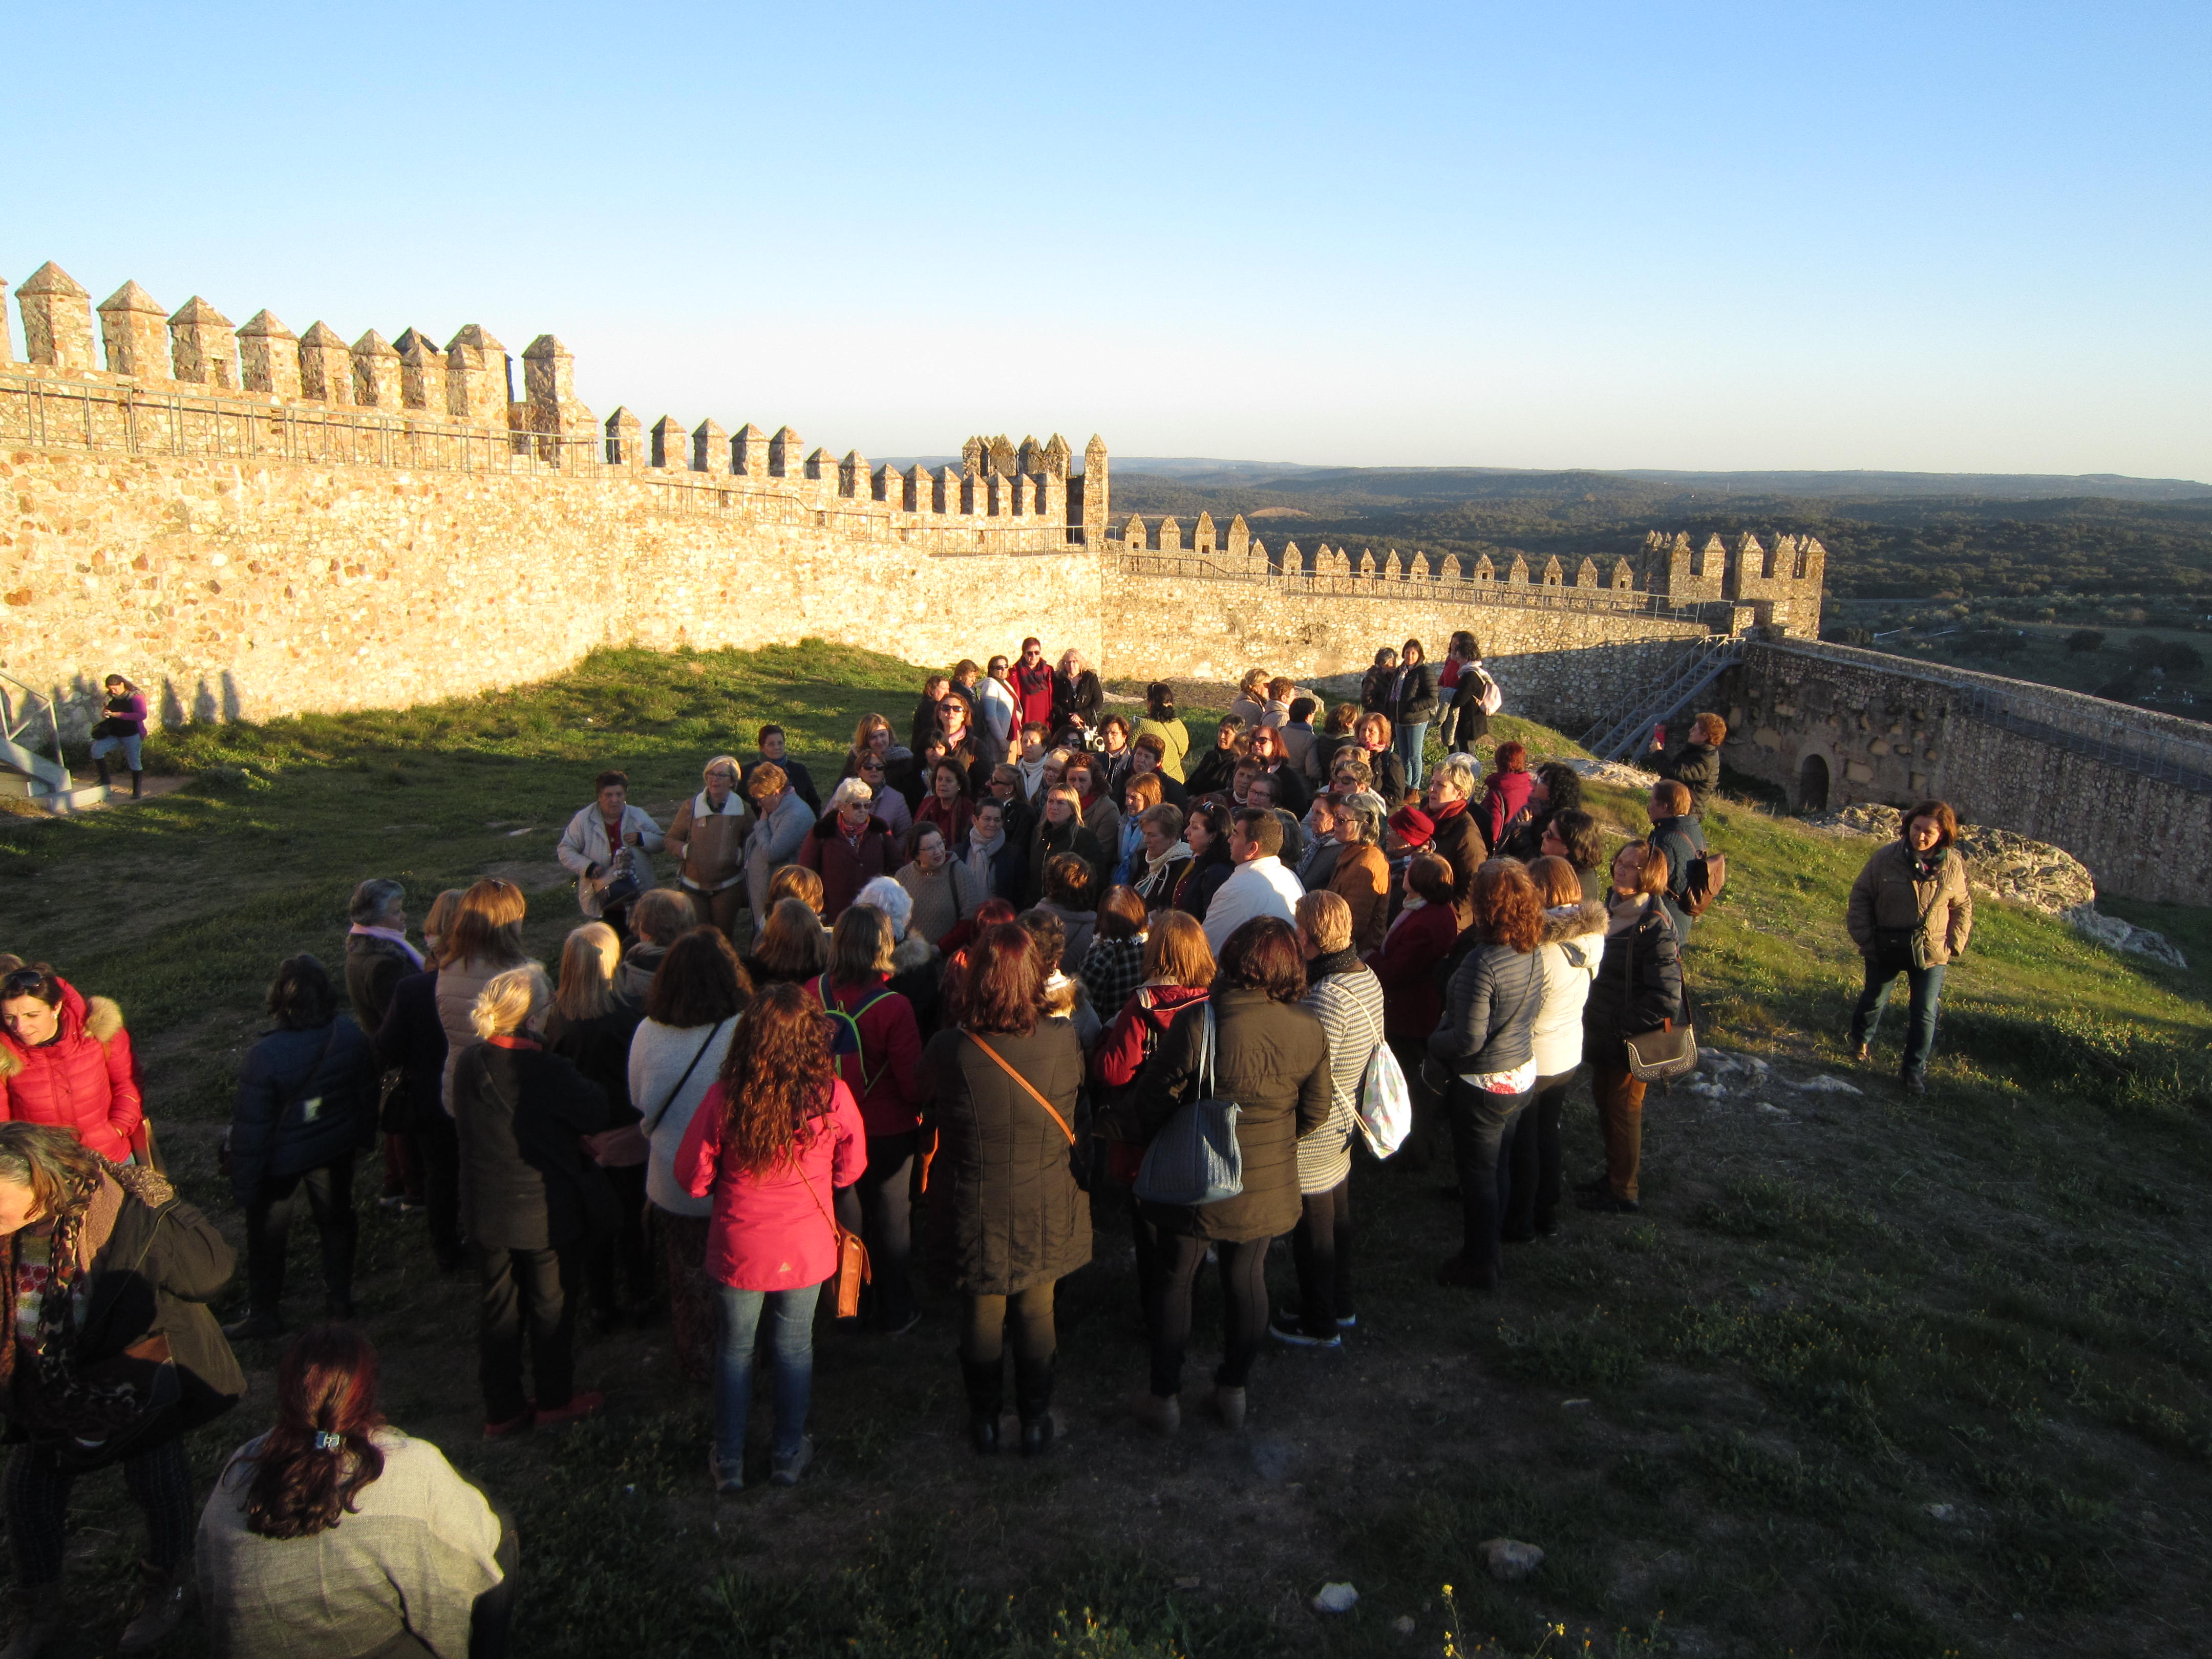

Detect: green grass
4,642,2210,1658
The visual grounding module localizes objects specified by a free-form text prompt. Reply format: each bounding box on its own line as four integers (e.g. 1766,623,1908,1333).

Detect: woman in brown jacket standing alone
921,924,1089,1456
1845,800,1973,1096
1110,918,1330,1435
667,756,754,941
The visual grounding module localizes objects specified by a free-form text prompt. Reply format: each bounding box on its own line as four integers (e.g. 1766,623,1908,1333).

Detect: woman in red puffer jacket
0,964,144,1163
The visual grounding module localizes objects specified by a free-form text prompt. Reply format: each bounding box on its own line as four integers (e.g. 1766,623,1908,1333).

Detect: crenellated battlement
0,259,1098,558
1106,513,1815,630
1639,528,1824,633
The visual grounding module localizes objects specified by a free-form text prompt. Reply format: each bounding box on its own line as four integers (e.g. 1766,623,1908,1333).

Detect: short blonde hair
472,963,550,1039
1431,756,1478,799
554,924,621,1022
703,753,740,783
1295,890,1353,953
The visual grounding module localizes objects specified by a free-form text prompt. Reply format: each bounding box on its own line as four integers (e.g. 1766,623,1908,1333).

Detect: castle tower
1079,434,1109,547
444,326,509,423
350,330,402,411
769,427,802,478
97,282,169,378
237,311,300,399
693,418,728,474
17,263,96,371
297,323,353,403
168,297,237,389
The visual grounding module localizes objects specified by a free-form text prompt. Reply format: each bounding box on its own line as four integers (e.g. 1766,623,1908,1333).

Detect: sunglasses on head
2,969,49,997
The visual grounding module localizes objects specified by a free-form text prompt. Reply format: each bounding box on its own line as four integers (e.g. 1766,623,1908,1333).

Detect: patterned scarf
0,1160,175,1441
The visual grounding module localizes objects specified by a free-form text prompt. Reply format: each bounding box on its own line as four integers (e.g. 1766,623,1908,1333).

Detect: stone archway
1797,753,1831,812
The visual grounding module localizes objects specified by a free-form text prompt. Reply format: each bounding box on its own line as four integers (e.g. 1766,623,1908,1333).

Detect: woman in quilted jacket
0,966,144,1164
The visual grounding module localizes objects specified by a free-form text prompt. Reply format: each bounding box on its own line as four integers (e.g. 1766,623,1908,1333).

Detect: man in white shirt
1203,807,1306,955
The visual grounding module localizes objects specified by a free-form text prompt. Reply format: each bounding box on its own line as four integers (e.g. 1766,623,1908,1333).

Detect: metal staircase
1580,634,1749,763
0,672,108,813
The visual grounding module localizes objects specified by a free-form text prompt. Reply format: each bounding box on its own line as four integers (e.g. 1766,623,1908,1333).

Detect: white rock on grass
1478,1539,1545,1582
2064,904,2189,968
1791,1075,1863,1096
1312,1582,1359,1613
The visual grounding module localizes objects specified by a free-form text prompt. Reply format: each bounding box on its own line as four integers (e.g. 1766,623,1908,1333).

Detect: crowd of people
0,632,1979,1655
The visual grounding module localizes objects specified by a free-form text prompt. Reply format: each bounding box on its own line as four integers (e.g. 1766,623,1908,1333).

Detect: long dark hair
717,983,837,1177
243,1326,388,1539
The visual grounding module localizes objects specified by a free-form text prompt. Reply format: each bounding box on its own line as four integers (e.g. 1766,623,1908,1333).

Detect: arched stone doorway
1798,753,1830,812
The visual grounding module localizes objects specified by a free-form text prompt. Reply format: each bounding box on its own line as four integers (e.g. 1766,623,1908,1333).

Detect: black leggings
5,1438,194,1585
245,1154,357,1315
1289,1182,1354,1336
961,1284,1056,1365
1148,1233,1269,1398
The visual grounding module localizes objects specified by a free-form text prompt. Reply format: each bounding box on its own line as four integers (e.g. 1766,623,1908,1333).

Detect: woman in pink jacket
0,965,144,1162
675,982,865,1495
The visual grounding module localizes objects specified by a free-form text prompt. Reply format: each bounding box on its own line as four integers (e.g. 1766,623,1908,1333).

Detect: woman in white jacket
628,928,748,1385
556,769,666,939
1505,856,1606,1242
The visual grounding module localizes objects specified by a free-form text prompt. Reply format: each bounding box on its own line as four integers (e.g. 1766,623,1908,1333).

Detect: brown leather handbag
803,1167,870,1320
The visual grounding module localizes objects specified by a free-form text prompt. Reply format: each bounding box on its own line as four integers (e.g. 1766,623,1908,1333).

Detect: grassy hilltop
2,642,2209,1658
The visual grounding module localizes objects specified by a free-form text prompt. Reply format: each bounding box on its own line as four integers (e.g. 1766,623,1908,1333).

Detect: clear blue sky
5,2,2204,479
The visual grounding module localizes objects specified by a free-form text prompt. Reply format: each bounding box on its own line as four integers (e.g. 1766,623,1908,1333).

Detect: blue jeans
1396,721,1430,790
90,733,142,770
714,1282,821,1463
1849,959,1946,1073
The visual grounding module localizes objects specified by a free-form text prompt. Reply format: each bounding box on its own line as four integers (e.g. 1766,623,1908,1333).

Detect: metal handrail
1112,551,1714,622
1579,635,1747,761
0,670,66,778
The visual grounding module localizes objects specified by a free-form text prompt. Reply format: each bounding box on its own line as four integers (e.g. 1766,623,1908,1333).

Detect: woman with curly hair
674,983,865,1494
0,1122,243,1655
1427,860,1546,1291
198,1325,512,1658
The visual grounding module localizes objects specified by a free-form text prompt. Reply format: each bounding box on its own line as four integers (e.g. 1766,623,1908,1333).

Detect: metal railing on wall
0,369,1080,556
1112,551,1714,623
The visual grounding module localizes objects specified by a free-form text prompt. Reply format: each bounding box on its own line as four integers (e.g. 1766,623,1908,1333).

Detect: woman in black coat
1050,650,1104,745
1105,918,1329,1435
921,924,1089,1457
1579,842,1683,1216
1426,862,1545,1292
1169,802,1236,923
546,923,651,1330
0,1123,243,1654
225,955,380,1339
451,965,617,1437
1388,637,1440,791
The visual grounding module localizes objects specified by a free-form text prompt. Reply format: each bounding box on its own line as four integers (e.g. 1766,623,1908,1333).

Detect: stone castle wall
1721,641,2212,903
2,252,1807,754
1101,551,1714,731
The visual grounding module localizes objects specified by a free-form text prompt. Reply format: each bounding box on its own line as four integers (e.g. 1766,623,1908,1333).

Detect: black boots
961,1358,1003,1454
131,770,142,798
965,1354,1056,1455
95,759,110,788
1014,1353,1056,1456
